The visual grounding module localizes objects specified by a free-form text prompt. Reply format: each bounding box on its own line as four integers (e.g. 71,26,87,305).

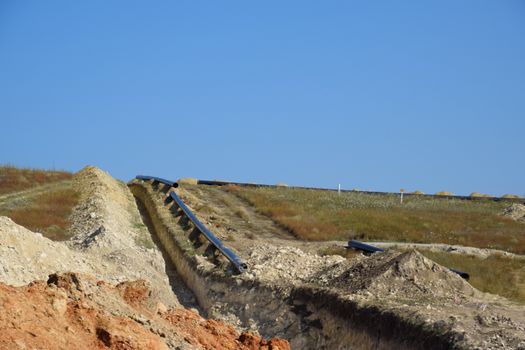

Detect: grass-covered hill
0,166,78,240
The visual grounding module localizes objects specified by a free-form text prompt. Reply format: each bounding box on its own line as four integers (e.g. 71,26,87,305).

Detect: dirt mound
0,273,290,350
0,216,101,286
502,204,525,221
317,250,475,299
0,166,195,307
67,166,185,307
243,245,475,301
243,245,345,285
177,177,199,185
435,191,454,196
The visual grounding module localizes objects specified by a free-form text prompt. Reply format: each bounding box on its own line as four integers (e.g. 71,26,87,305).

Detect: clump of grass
0,165,72,195
225,186,525,254
195,203,215,215
234,207,250,222
416,250,525,304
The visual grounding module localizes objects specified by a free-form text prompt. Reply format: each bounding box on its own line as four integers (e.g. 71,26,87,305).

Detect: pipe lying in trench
135,176,247,274
167,191,247,273
129,180,468,350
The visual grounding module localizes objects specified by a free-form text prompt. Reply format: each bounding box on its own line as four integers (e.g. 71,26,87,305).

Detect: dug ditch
129,180,466,350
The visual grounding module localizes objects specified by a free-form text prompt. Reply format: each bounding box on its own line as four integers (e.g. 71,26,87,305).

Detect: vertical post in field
400,188,405,204
338,184,341,196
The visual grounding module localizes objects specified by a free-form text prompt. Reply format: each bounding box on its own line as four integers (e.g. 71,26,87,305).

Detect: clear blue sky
1,1,524,195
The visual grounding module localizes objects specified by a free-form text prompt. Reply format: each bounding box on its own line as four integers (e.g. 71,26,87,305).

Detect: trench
134,197,201,311
129,181,464,350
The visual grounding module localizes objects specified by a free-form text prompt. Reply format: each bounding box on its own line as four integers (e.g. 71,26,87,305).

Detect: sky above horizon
1,1,524,196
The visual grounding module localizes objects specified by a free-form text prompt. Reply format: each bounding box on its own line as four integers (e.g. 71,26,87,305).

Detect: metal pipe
168,191,247,273
136,175,178,188
347,240,385,253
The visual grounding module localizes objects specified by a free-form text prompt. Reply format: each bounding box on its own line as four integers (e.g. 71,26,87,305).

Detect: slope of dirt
0,166,290,349
67,166,192,307
0,272,290,350
0,216,108,286
0,166,187,308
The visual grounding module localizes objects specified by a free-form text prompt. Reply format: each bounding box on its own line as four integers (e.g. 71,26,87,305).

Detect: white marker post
400,188,405,204
338,184,341,196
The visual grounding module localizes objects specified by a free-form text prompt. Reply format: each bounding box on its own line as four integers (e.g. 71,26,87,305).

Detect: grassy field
0,165,72,195
0,166,78,240
225,186,525,254
415,250,525,303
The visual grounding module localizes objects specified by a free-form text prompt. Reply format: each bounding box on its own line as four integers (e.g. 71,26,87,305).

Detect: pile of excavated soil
0,166,187,308
502,204,525,222
243,245,346,285
0,272,290,350
67,166,190,307
242,245,475,301
238,244,525,349
313,250,476,300
0,216,103,286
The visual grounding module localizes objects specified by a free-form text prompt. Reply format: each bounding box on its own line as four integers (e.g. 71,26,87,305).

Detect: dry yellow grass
0,166,79,240
0,165,72,195
416,250,525,304
1,189,79,240
226,186,525,254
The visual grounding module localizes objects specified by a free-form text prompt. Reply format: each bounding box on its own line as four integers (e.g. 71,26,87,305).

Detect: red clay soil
0,273,290,350
162,308,290,350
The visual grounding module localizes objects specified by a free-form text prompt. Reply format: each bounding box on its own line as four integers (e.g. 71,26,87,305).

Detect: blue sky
1,1,524,195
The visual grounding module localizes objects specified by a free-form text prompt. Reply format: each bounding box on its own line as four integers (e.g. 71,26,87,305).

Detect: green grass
0,165,72,195
416,250,525,303
0,166,78,240
225,186,525,254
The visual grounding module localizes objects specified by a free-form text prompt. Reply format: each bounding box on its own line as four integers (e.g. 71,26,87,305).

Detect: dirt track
0,180,72,208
